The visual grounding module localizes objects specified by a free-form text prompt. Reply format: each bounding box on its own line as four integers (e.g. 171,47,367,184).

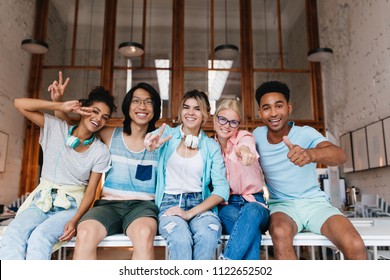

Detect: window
252,0,313,120
21,0,324,193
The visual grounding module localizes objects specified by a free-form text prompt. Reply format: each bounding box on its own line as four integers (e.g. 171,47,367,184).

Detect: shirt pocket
135,164,153,181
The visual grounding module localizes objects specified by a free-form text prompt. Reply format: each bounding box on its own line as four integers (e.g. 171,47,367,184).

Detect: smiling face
82,101,111,132
129,88,154,127
180,97,205,135
214,108,241,142
258,92,292,138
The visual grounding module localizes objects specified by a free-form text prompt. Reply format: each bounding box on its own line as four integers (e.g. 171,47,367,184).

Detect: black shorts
79,199,158,236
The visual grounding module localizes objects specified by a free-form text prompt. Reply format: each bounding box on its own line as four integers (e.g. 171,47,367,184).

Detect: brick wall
318,0,390,202
0,0,36,205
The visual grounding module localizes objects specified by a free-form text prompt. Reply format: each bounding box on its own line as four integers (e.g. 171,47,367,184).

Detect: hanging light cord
148,0,152,53
224,0,228,44
131,0,134,41
263,0,269,79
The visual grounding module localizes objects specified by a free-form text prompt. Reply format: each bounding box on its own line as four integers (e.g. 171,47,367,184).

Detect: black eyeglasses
217,115,240,128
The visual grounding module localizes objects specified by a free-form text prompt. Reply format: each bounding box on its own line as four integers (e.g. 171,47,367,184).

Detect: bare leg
73,220,107,260
321,215,367,260
126,217,157,260
269,212,298,260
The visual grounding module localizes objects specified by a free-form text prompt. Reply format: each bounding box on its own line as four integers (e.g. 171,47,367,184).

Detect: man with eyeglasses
252,80,367,260
48,72,163,260
73,82,162,260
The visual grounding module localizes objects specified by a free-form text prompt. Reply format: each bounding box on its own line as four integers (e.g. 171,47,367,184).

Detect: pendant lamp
307,47,333,62
214,0,239,60
118,0,144,57
21,39,49,54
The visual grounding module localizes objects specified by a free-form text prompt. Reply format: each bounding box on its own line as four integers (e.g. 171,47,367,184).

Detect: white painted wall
318,0,390,202
0,0,35,205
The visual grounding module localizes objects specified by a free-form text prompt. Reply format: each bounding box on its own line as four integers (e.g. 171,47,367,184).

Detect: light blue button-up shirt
154,125,229,213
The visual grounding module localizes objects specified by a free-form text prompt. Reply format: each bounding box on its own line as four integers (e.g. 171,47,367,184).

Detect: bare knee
131,225,156,241
127,218,157,244
76,224,92,241
321,215,367,260
128,218,157,260
343,235,367,260
269,213,298,260
269,213,297,254
269,214,296,242
76,221,106,245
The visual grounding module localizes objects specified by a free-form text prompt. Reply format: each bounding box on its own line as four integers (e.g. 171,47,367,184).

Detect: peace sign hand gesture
48,71,70,102
144,123,172,151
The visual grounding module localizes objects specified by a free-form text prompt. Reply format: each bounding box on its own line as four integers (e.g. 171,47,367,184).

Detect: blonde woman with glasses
213,99,270,260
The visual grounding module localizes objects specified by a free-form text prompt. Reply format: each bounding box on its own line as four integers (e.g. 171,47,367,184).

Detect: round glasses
217,115,240,128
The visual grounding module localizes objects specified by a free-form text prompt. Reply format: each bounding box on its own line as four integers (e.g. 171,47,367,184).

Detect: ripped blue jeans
158,192,222,260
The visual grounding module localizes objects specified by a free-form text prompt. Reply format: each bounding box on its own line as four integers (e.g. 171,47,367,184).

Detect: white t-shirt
164,150,203,194
39,114,111,186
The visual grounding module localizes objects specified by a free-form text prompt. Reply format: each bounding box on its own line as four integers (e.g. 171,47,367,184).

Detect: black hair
121,82,161,135
80,86,117,116
255,81,290,105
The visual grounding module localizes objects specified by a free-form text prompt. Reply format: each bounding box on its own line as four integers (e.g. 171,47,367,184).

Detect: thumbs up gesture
283,136,313,167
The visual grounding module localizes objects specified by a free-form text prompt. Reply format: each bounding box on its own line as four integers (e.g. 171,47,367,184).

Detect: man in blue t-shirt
252,81,367,260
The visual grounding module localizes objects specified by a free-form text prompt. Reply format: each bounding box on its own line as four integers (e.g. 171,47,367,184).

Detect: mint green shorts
268,196,342,234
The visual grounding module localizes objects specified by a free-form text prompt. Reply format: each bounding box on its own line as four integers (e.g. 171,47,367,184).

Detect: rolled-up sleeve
208,141,230,201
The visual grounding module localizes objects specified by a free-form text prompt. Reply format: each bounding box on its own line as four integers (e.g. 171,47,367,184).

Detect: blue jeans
159,193,222,260
0,192,78,260
218,193,269,260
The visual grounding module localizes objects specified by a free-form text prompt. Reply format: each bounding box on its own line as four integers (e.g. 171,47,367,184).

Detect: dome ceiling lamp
214,0,239,60
21,38,49,54
118,0,144,57
307,47,334,62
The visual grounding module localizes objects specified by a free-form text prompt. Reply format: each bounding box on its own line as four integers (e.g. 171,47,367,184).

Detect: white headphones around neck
180,125,201,149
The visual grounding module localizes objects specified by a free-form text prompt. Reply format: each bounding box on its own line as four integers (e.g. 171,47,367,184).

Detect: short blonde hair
178,89,210,125
214,99,243,122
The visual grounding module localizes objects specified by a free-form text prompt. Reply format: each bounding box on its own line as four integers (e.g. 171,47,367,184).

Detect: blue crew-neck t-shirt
252,122,327,201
